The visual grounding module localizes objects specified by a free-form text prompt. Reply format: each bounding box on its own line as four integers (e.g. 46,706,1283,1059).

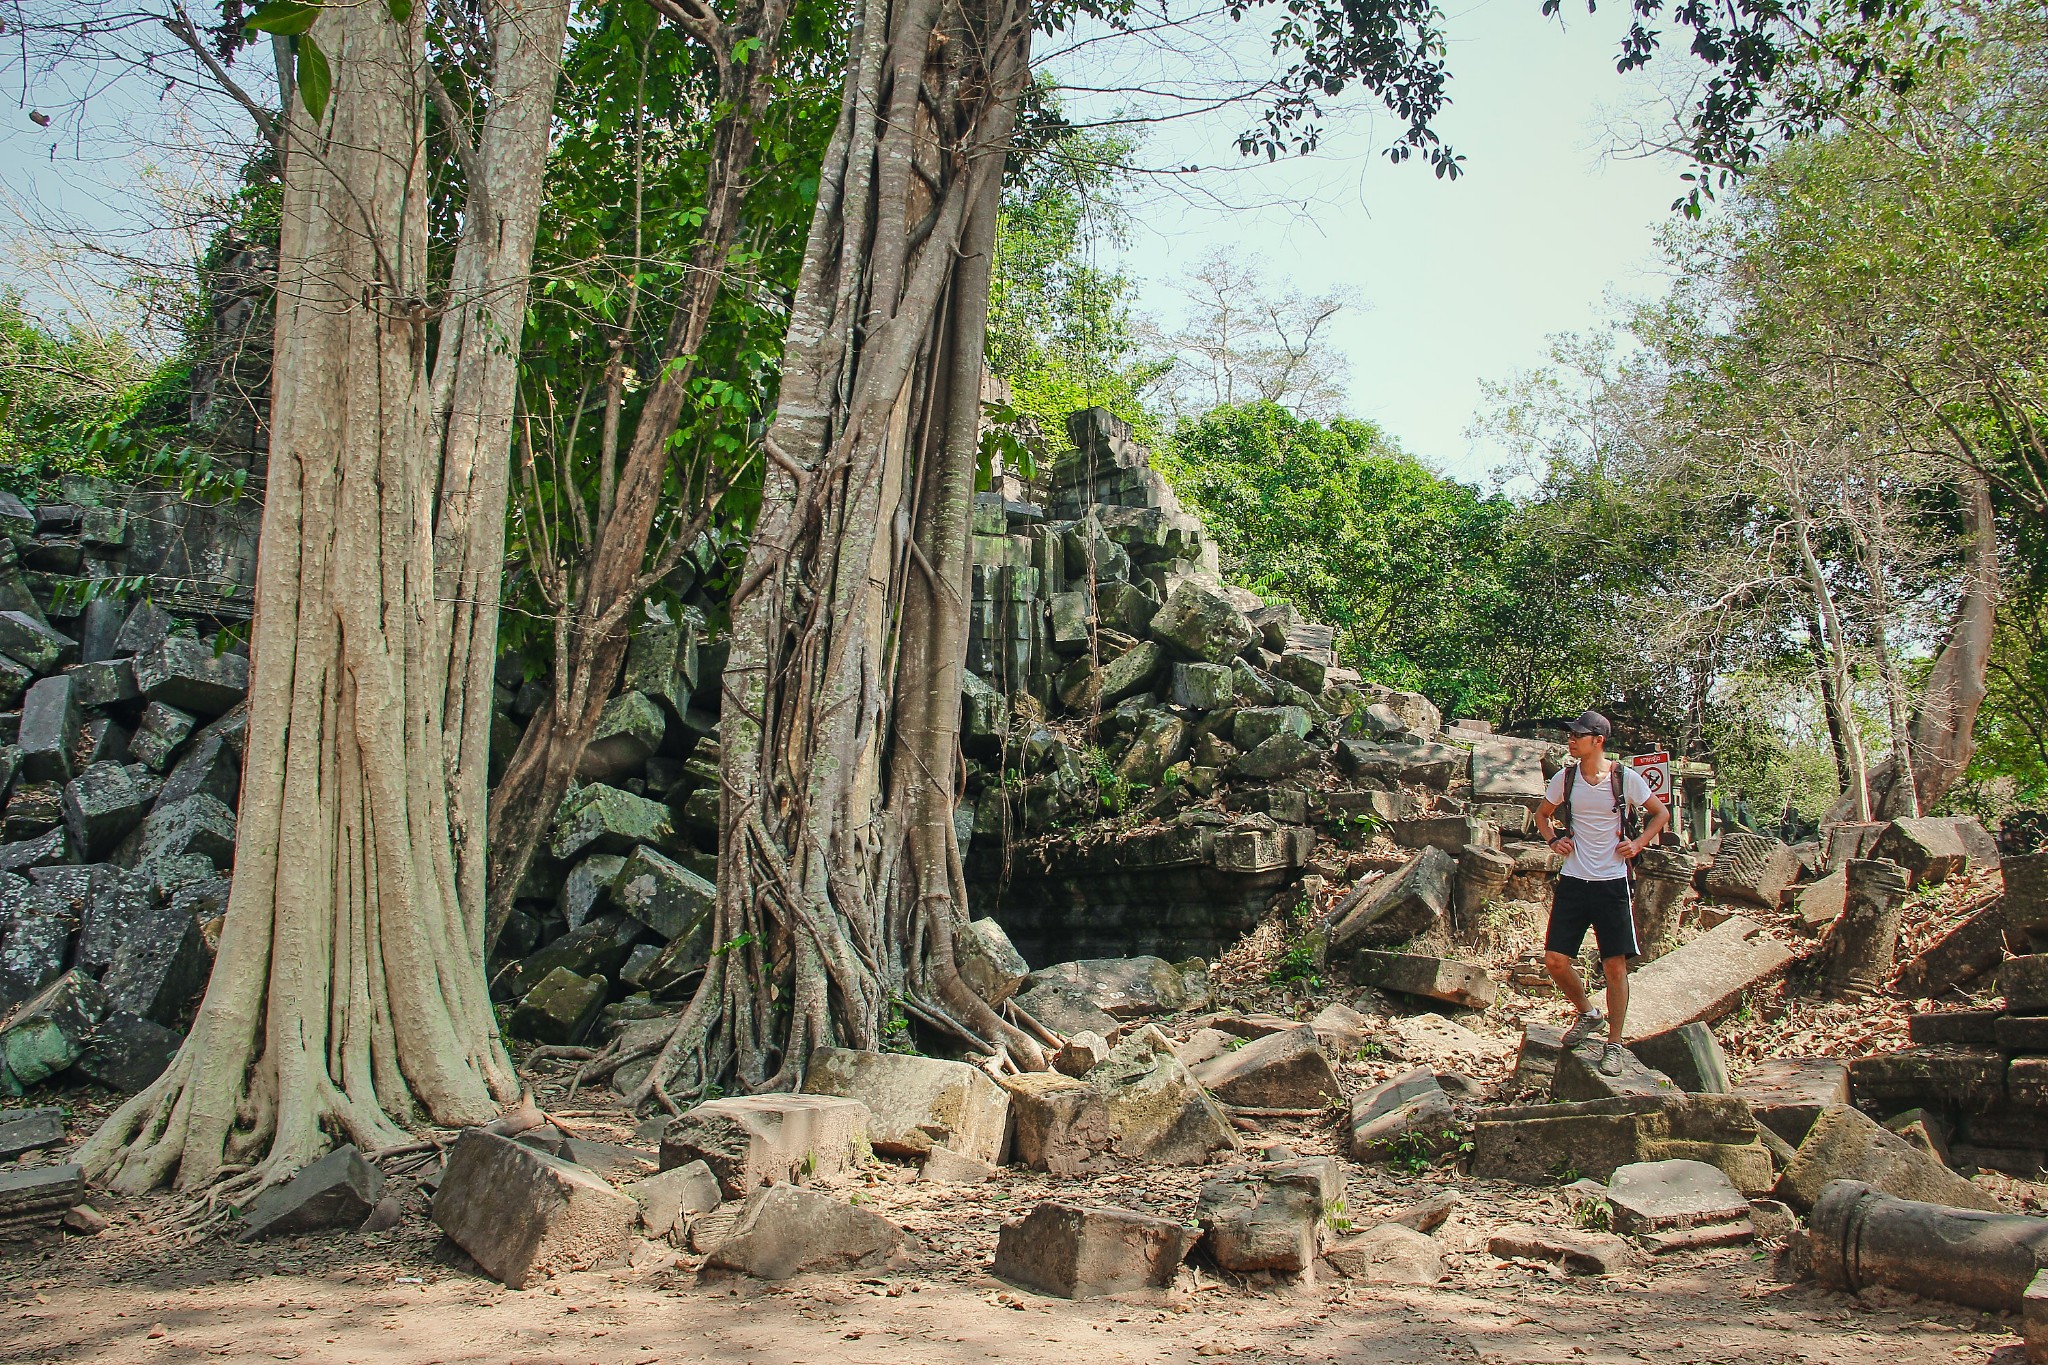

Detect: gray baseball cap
1566,710,1612,737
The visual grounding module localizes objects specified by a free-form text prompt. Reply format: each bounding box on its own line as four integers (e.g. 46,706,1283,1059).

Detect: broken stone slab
17,674,79,783
76,1009,182,1093
1794,868,1847,935
1850,1045,2007,1114
1232,705,1309,752
126,702,196,774
0,827,69,876
1469,739,1548,802
431,1129,636,1289
1871,817,1971,887
1703,832,1801,909
1023,956,1209,1019
1327,846,1455,952
239,1145,386,1239
1115,710,1187,787
1635,1218,1756,1253
67,657,137,709
1777,1106,2002,1212
1196,1164,1325,1275
100,896,212,1026
0,1107,64,1160
1012,984,1122,1038
1231,732,1316,780
1099,642,1165,708
1170,662,1234,711
1885,1108,1954,1166
1053,1030,1111,1077
1619,916,1794,1042
1325,1223,1442,1283
1149,581,1256,664
1309,1002,1375,1055
704,1183,908,1280
1349,1068,1453,1161
1086,1025,1238,1165
920,1145,996,1185
1390,1011,1500,1065
110,600,171,658
510,966,608,1045
493,911,642,1001
155,732,240,809
1552,1042,1679,1103
1512,1021,1566,1095
550,783,677,862
659,1094,873,1200
0,612,73,677
625,1160,721,1239
1189,1026,1341,1109
1629,1021,1731,1095
0,654,27,710
1735,1057,1850,1146
0,1163,87,1232
608,844,714,943
2003,954,2048,1013
578,691,667,783
1336,738,1464,789
1471,1093,1766,1186
802,1047,1011,1165
1606,1158,1750,1235
992,1201,1195,1299
1487,1223,1632,1275
75,715,133,769
130,635,248,716
125,792,236,872
998,1072,1114,1176
0,970,108,1092
1810,1180,2048,1315
2,779,61,842
1897,900,2017,999
61,762,163,860
956,917,1029,1006
1348,950,1496,1010
1175,1027,1236,1068
0,882,82,1009
559,852,626,931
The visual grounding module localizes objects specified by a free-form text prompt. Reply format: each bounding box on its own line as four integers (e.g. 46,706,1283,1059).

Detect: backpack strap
1559,764,1576,835
1610,763,1626,812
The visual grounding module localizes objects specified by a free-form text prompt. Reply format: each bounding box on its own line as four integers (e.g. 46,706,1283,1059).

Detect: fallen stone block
559,852,625,931
494,911,642,1001
579,691,666,783
76,1010,182,1092
993,1201,1194,1299
131,635,248,716
0,1107,64,1160
431,1129,636,1288
1511,1021,1566,1095
0,827,68,876
703,1183,907,1280
1897,901,2017,998
1871,817,1971,887
608,844,714,943
2027,1269,2048,1365
0,1163,86,1233
1087,1025,1238,1164
1327,847,1455,952
1884,1108,1954,1166
1001,1072,1114,1176
1189,1027,1341,1109
1349,1068,1453,1161
956,917,1029,1006
1809,1180,2048,1316
1850,1045,2006,1114
17,675,79,783
1390,1011,1499,1064
1472,1093,1764,1186
1348,950,1495,1009
238,1145,385,1239
1232,705,1309,752
1777,1105,2001,1212
625,1160,721,1239
1606,1158,1749,1236
802,1047,1010,1165
511,966,607,1045
1336,739,1464,789
1196,1165,1324,1275
1325,1223,1442,1283
126,792,237,871
659,1094,873,1199
1487,1223,1632,1275
0,969,108,1092
920,1145,996,1185
1170,662,1234,711
100,897,211,1026
550,784,676,862
155,732,240,809
1012,984,1123,1038
0,611,75,675
67,658,137,708
1309,1002,1375,1055
2003,954,2048,1013
1553,1042,1678,1103
1149,581,1256,664
1703,833,1801,909
1469,739,1547,802
1621,916,1794,1042
0,877,77,996
1628,1021,1730,1095
1735,1057,1849,1146
1794,869,1847,934
1053,1030,1111,1078
125,703,196,775
61,763,162,860
1022,956,1208,1019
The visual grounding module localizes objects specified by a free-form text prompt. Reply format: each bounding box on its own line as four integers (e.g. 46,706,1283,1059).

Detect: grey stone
76,1009,182,1092
1622,916,1795,1042
992,1201,1194,1299
802,1048,1011,1164
130,635,248,716
127,702,196,773
0,611,75,674
1231,731,1315,779
960,670,1007,756
156,732,240,808
1734,1057,1848,1145
1777,1106,2001,1212
1870,817,1971,887
559,853,626,931
0,1163,86,1230
1086,1025,1239,1164
1553,1041,1677,1103
494,911,642,1001
1189,1026,1341,1109
625,1160,721,1239
1325,1223,1443,1283
17,675,79,783
126,792,236,871
1487,1223,1633,1275
76,595,122,665
1115,709,1186,787
1011,985,1124,1037
100,896,211,1026
578,691,666,783
998,1072,1114,1176
1349,951,1496,1009
2003,954,2048,1013
36,864,124,974
1233,706,1310,751
62,762,162,859
1149,581,1256,664
74,716,131,769
239,1145,385,1239
660,1094,873,1199
1024,955,1209,1019
1606,1158,1749,1234
0,880,78,997
609,844,715,942
551,783,676,861
0,827,69,874
511,966,608,1044
623,615,699,722
67,658,137,708
920,1145,996,1185
1196,1164,1324,1274
1327,847,1455,951
1349,1068,1454,1160
112,601,172,658
1703,833,1801,909
1171,662,1234,711
1054,1030,1112,1077
78,505,127,549
0,969,107,1090
0,1106,64,1159
431,1129,637,1289
1630,1021,1731,1095
1099,640,1164,707
1309,1002,1376,1055
956,917,1029,1005
1469,739,1547,801
0,654,29,710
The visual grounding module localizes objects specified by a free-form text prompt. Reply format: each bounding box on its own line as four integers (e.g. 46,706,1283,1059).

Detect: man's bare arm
1619,795,1671,860
1535,797,1571,852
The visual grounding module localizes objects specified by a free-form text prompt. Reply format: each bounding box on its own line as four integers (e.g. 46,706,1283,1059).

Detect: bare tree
1143,249,1355,421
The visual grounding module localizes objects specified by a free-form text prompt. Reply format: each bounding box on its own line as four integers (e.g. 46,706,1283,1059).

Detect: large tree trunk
631,0,1043,1107
80,0,570,1194
482,0,793,951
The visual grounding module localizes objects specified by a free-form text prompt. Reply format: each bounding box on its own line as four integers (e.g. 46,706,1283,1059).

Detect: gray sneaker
1598,1043,1625,1076
1561,1009,1606,1048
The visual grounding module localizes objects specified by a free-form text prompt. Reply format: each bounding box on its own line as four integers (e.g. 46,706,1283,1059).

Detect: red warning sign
1631,751,1672,802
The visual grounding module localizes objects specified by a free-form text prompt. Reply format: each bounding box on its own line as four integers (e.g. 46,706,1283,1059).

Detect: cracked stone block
62,762,164,860
511,966,608,1045
1325,1223,1442,1283
1232,706,1310,751
1734,1058,1849,1146
956,916,1029,1006
196,703,247,760
609,844,715,943
78,505,127,549
1777,1105,2002,1212
1149,581,1256,664
67,658,137,709
61,864,150,974
705,1183,908,1280
578,691,667,784
1487,1224,1633,1275
1170,662,1233,710
803,1047,1012,1165
1870,817,1971,887
127,702,197,773
1196,1164,1324,1275
0,611,75,675
131,635,249,716
659,1094,874,1200
431,1129,637,1289
1231,732,1316,779
1086,1025,1238,1165
494,911,641,1002
1896,901,2016,997
101,896,212,1026
0,827,68,874
625,1160,721,1238
0,1107,64,1159
1349,951,1496,1009
1023,956,1208,1018
1115,710,1186,787
17,675,79,783
142,853,218,901
0,969,108,1091
239,1145,385,1239
76,1009,183,1092
994,1201,1194,1299
156,732,240,809
1703,833,1802,908
998,1072,1113,1176
1189,1027,1341,1109
1328,846,1455,951
551,783,676,862
1606,1158,1750,1235
125,792,236,871
559,853,626,931
0,879,79,997
111,601,171,658
76,595,122,665
622,615,698,722
1622,916,1795,1041
1349,1068,1454,1160
1469,739,1548,802
2002,954,2048,1013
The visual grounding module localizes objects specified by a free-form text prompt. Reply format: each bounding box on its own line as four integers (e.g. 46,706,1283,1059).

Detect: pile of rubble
0,483,249,1098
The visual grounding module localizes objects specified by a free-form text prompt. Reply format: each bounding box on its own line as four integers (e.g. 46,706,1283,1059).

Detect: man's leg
1544,951,1593,1015
1601,955,1630,1044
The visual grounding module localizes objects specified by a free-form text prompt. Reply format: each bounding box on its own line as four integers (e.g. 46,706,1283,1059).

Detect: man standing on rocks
1533,710,1669,1074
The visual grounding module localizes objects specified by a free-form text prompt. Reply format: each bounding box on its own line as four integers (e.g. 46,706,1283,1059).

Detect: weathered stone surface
2025,1269,2048,1365
0,1107,64,1159
705,1183,907,1280
1736,1058,1850,1146
1087,1025,1238,1164
559,853,625,931
1553,1042,1678,1103
1000,1072,1114,1176
919,1144,996,1185
1392,814,1497,859
431,1129,636,1288
239,1145,385,1239
67,657,137,708
111,601,171,657
1325,1223,1442,1284
802,1047,1010,1165
0,1163,86,1230
1196,1165,1324,1274
993,1201,1194,1299
1349,951,1496,1009
1512,1022,1566,1095
1023,956,1209,1019
511,966,608,1045
495,912,641,1001
1629,1022,1731,1095
1170,662,1234,711
1327,847,1455,952
0,653,28,709
1149,581,1256,664
1469,739,1547,802
1054,1030,1112,1078
1487,1223,1632,1275
1777,1106,2001,1212
0,611,74,676
101,897,211,1026
1233,706,1310,752
1849,1044,2007,1113
1310,1002,1375,1055
609,844,714,943
660,1094,873,1199
17,675,79,783
1871,817,1971,887
156,732,240,808
1996,1014,2048,1053
0,827,69,875
1884,1107,1954,1166
2,779,61,841
1606,1159,1749,1234
1116,710,1187,787
126,702,196,773
1349,1068,1453,1160
76,1009,182,1092
1703,833,1800,909
1471,1093,1763,1186
625,1160,721,1239
1012,984,1123,1037
131,635,248,716
956,917,1029,1006
1231,732,1316,779
127,792,237,872
1621,916,1794,1042
62,763,162,860
577,691,666,783
0,969,107,1091
1897,901,2016,998
2003,954,2048,1013
551,784,675,862
1189,1026,1341,1109
0,879,76,997
1794,869,1847,935
1099,641,1165,708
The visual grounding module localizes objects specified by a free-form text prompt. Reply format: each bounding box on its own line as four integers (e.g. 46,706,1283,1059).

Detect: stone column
1455,845,1513,933
1821,857,1915,999
1630,846,1695,961
1810,1179,2048,1313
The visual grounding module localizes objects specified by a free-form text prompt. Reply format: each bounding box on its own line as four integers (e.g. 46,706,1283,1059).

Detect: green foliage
1267,936,1322,990
1570,1196,1613,1232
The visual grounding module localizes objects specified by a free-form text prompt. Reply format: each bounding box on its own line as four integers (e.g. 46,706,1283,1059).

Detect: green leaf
384,0,412,21
296,35,332,123
243,0,319,36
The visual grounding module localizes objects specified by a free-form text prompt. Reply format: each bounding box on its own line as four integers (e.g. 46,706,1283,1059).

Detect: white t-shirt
1544,761,1656,883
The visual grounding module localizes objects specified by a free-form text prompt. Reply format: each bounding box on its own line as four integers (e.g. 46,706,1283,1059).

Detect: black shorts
1545,875,1639,960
